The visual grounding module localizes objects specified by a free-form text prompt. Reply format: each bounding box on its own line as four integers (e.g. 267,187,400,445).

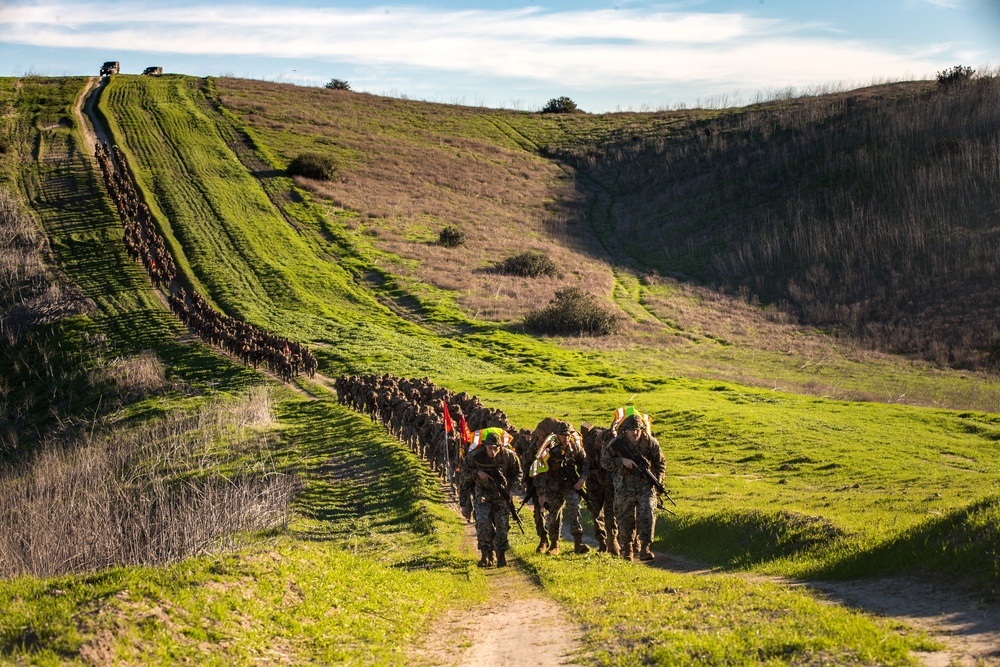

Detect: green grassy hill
1,73,998,665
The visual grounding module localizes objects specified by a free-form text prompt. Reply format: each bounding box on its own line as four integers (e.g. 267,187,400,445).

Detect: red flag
459,415,472,444
442,400,453,433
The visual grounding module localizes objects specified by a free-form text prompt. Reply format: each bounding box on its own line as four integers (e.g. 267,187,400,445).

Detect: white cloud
0,1,958,92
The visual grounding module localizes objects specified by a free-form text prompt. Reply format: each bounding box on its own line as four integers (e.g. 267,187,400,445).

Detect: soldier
582,424,618,555
601,414,665,562
463,433,522,567
531,422,590,555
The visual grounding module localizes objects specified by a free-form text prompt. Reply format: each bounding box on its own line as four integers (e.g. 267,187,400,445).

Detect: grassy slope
1,74,998,665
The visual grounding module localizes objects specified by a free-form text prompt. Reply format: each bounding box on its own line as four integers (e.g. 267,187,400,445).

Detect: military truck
100,61,120,76
142,67,163,76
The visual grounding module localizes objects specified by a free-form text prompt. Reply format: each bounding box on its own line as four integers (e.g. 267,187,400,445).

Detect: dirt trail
75,76,107,153
413,494,584,667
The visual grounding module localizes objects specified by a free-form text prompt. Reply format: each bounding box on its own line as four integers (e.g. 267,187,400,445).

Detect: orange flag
442,400,454,433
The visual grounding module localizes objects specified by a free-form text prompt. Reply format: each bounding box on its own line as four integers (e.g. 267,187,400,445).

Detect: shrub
287,152,338,180
325,78,352,91
524,287,622,336
496,249,559,278
541,96,579,114
438,225,466,248
937,65,975,87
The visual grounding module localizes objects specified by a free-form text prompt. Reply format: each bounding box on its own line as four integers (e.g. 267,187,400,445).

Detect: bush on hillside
287,152,338,181
325,78,352,91
524,287,621,336
937,65,975,87
541,96,580,114
495,249,560,278
438,225,466,248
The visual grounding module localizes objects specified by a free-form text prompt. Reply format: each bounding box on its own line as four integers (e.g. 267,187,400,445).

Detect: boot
496,550,507,567
478,550,493,568
573,534,590,554
535,535,549,553
608,541,620,557
546,536,560,555
638,543,655,561
597,537,608,553
620,545,633,562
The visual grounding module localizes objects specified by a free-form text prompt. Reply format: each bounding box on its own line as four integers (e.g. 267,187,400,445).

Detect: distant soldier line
93,141,317,382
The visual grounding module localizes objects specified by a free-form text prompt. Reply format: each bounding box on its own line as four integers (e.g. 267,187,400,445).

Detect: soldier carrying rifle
530,421,590,556
463,432,522,568
601,412,665,562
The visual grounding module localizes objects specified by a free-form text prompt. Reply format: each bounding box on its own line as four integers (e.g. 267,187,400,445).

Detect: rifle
518,476,538,513
610,436,677,515
485,468,526,534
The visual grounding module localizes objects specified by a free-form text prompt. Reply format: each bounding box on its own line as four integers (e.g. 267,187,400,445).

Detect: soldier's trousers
545,487,584,543
458,483,474,519
474,493,511,552
532,500,546,539
614,487,656,550
587,482,617,547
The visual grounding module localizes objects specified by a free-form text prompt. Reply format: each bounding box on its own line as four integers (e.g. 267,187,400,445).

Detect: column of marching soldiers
332,372,667,565
93,140,664,565
94,142,317,382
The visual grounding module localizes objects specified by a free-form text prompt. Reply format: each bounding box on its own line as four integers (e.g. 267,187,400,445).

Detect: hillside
212,75,1000,406
1,73,999,665
554,78,1000,372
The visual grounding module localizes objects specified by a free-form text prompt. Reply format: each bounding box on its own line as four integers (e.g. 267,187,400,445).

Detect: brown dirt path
75,76,107,152
411,494,584,667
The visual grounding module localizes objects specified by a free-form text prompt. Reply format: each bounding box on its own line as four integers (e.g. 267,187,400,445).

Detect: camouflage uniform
601,423,664,561
456,434,475,522
520,434,548,549
532,428,590,555
583,425,618,554
463,441,522,566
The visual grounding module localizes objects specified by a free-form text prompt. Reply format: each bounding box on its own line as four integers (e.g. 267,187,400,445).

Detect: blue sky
2,0,998,112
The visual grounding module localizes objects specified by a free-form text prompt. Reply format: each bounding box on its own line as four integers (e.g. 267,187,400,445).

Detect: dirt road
412,496,584,667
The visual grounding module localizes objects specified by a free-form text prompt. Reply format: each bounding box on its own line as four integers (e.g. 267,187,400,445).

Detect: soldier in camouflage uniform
532,423,590,555
463,433,522,567
519,427,549,552
600,414,665,561
582,424,618,555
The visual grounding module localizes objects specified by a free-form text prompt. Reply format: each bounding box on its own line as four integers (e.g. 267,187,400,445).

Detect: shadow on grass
665,498,1000,599
391,552,473,574
277,399,443,541
803,496,1000,596
664,509,846,570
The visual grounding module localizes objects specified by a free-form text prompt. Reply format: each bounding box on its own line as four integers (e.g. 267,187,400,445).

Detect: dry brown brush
0,389,297,578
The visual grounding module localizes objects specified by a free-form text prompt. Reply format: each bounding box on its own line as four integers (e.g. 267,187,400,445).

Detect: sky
1,0,999,112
